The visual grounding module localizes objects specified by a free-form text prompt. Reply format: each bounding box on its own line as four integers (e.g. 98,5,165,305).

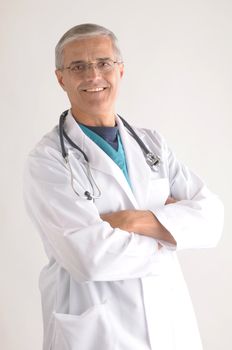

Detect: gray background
1,0,231,349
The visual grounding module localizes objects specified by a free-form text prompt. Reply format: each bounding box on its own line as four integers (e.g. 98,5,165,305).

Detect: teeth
85,87,105,92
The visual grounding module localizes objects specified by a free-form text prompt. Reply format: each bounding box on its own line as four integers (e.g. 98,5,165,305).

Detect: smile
83,87,107,92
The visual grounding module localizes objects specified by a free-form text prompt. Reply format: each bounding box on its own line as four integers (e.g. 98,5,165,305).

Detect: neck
71,108,116,127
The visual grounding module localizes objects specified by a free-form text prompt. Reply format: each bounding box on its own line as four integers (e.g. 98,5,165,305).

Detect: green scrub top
79,124,131,187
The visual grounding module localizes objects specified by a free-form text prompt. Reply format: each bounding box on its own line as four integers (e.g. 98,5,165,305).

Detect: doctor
23,24,224,350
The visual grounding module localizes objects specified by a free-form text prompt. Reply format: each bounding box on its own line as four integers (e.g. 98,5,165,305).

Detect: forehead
62,36,115,63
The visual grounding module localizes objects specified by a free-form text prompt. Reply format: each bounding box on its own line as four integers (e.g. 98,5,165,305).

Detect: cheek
62,74,80,92
109,76,120,93
111,79,120,97
65,81,80,97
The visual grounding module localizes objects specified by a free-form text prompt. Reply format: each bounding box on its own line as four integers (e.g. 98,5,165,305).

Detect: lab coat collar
64,110,151,209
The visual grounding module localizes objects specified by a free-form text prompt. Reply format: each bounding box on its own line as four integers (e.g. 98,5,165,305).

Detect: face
55,36,124,126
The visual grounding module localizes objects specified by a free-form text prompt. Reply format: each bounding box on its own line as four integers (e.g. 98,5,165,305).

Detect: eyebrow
69,57,113,65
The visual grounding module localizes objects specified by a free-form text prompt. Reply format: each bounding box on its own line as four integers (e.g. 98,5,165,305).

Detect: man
23,24,224,350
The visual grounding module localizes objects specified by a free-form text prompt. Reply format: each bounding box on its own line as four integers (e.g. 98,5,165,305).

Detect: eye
97,60,112,69
71,63,86,72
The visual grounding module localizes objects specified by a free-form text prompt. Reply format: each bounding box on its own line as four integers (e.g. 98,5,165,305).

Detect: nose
85,64,101,80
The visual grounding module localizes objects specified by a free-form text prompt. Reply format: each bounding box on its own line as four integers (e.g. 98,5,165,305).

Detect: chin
86,102,113,113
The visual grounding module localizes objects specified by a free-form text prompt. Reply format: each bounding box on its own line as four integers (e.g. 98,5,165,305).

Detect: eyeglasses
61,58,123,75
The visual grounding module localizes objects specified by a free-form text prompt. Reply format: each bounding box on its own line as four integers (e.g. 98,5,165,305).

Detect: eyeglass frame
60,58,123,75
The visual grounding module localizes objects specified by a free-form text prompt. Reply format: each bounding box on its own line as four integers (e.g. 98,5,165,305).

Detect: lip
81,87,108,92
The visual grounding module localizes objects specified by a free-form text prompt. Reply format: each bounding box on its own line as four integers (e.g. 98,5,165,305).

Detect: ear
119,63,124,79
55,69,66,91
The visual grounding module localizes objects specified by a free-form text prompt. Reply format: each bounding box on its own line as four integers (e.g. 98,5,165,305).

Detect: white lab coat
23,110,224,350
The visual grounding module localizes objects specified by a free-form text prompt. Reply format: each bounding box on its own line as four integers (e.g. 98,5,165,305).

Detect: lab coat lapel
116,116,151,209
64,111,139,208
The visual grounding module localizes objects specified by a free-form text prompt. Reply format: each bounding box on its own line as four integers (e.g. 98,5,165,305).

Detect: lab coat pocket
53,302,114,350
146,177,170,210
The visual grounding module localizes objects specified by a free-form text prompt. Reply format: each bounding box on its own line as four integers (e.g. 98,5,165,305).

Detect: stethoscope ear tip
84,191,93,200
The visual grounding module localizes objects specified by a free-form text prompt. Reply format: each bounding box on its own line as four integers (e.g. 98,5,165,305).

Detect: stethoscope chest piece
146,152,161,171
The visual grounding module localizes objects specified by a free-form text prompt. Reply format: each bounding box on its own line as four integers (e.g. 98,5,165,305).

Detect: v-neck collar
78,124,131,186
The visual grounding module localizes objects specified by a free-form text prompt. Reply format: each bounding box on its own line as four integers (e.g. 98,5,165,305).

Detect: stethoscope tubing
59,110,89,162
59,110,161,200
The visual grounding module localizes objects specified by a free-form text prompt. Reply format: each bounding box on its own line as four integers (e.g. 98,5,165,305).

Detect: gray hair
55,23,123,69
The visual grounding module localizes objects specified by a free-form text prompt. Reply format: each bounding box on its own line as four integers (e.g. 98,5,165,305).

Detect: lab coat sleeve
152,133,224,250
23,145,161,283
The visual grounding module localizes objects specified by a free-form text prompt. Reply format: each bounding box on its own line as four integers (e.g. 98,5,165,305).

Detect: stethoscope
59,110,161,200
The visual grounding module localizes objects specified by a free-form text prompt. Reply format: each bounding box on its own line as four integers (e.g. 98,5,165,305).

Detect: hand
101,197,178,229
101,210,137,233
101,209,176,245
165,196,177,205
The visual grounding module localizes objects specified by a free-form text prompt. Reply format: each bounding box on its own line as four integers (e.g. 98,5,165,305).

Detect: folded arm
101,197,177,246
24,151,165,283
